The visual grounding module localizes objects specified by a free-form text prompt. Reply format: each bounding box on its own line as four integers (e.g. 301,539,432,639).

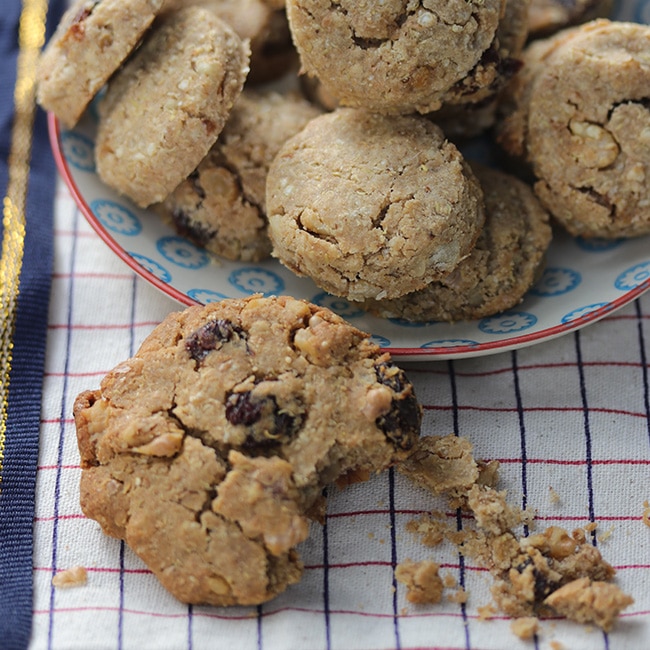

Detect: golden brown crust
75,296,422,606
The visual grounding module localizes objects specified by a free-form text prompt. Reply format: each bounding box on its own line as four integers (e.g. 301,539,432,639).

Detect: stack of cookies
37,0,649,326
35,0,649,612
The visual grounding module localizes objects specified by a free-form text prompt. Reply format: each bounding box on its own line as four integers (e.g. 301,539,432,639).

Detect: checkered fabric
28,178,649,650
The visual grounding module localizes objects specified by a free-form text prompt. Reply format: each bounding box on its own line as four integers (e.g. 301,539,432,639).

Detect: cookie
163,0,297,83
95,6,250,208
497,20,650,238
361,164,552,322
286,0,512,115
155,89,321,262
266,108,485,302
73,295,421,606
36,0,166,129
528,0,614,38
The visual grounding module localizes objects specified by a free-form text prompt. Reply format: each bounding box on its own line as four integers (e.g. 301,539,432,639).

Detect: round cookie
498,20,650,239
155,89,321,262
95,6,250,208
36,0,166,129
528,0,614,38
266,108,486,302
361,164,553,323
162,0,297,83
73,295,422,606
286,0,507,115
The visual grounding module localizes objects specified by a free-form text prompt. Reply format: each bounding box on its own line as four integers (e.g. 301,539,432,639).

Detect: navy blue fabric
0,2,66,649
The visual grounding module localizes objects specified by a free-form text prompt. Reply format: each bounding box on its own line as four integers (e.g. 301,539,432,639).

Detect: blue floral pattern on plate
530,267,581,297
90,199,141,236
228,267,285,296
128,253,172,283
60,131,95,172
157,236,210,270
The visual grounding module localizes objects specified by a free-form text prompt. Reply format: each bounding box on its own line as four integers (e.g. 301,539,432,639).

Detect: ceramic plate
48,0,650,361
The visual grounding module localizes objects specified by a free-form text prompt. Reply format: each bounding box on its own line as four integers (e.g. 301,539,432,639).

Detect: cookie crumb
597,525,615,544
447,587,468,604
643,500,650,528
405,513,449,547
399,432,634,632
510,616,539,640
443,573,457,589
549,486,561,504
52,566,87,589
395,560,444,604
544,578,634,632
477,604,497,620
549,641,564,650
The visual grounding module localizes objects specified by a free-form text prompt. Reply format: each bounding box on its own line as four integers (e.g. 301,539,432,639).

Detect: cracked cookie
266,108,485,302
286,0,519,115
497,19,650,239
154,89,321,262
528,0,614,38
37,0,166,129
73,295,421,606
360,163,552,322
95,6,250,208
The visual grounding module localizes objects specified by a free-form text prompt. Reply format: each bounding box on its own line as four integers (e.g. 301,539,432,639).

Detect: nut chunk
74,295,421,606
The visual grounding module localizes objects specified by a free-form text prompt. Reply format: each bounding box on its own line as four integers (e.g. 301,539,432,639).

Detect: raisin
374,362,421,450
171,207,214,248
225,392,264,426
186,319,246,362
69,1,100,39
226,391,303,450
515,558,557,602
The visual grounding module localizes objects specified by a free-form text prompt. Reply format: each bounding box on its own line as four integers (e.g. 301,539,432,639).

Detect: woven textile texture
28,178,650,650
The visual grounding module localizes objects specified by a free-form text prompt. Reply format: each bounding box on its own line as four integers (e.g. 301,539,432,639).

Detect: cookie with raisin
74,295,421,606
154,89,321,262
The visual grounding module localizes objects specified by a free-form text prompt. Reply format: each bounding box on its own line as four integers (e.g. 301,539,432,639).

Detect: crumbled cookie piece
74,295,421,606
544,578,634,632
510,616,539,640
398,434,483,497
52,566,88,589
395,560,444,605
399,433,633,632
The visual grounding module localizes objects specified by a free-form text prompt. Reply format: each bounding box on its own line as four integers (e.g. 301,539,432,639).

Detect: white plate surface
49,0,650,360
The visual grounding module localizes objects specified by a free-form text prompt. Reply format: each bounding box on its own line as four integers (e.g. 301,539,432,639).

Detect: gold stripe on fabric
0,0,49,492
